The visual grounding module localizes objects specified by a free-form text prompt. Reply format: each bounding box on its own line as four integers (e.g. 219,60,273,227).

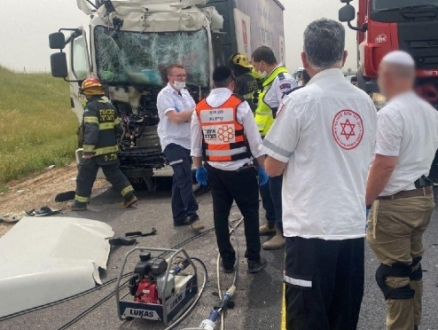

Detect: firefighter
191,66,268,274
251,46,297,250
228,53,259,111
68,77,137,211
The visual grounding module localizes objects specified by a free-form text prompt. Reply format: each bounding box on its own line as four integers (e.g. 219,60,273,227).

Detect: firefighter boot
121,192,138,208
259,223,276,236
262,229,285,250
67,200,87,211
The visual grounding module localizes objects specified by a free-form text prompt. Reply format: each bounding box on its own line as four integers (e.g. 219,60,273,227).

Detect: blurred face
251,59,268,78
168,67,187,91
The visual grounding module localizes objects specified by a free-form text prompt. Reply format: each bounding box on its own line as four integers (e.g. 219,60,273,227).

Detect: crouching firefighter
68,77,137,211
191,66,268,274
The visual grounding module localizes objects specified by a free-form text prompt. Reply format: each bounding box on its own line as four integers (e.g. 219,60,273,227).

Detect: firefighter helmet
229,53,252,69
80,77,104,95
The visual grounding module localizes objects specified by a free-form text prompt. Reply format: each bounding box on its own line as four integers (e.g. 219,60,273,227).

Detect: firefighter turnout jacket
82,96,122,164
196,94,251,162
236,72,259,111
255,66,289,137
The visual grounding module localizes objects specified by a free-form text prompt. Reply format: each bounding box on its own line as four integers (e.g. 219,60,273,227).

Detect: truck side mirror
339,4,356,22
50,53,68,78
49,32,66,50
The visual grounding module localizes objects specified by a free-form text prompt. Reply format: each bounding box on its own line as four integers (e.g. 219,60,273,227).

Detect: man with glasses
157,64,204,232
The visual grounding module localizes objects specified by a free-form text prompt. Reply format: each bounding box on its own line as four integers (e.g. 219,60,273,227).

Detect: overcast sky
0,0,357,72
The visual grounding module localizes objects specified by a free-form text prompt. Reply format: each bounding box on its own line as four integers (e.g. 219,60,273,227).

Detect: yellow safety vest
254,66,289,137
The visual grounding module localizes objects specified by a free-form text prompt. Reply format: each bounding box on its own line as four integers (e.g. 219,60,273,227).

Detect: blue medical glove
258,168,269,186
196,166,208,186
366,208,370,218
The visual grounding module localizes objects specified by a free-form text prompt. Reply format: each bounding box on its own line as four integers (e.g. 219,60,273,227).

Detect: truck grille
398,21,438,69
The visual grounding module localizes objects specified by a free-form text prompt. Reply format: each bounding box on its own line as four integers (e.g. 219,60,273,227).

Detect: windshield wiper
376,4,438,13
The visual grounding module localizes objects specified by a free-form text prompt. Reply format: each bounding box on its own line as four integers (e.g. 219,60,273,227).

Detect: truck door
69,28,92,125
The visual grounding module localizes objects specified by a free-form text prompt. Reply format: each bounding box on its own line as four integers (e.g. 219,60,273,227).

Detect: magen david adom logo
332,110,364,150
217,125,235,143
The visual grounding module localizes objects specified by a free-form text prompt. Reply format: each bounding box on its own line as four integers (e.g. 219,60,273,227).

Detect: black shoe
222,260,235,274
414,326,419,330
248,257,267,273
67,200,87,211
174,217,191,227
121,193,138,209
187,214,200,223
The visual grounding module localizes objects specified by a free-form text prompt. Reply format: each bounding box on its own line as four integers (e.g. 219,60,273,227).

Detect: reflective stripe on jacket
255,66,289,137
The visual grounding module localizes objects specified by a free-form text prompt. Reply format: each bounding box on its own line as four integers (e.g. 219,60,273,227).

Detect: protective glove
196,166,208,186
258,168,269,186
365,208,370,218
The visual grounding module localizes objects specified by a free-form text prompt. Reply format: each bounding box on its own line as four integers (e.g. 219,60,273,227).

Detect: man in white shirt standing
252,46,298,250
260,19,377,329
191,66,268,274
157,64,204,232
366,51,438,330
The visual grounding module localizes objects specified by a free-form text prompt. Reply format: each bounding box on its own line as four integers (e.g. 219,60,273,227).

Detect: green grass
0,66,78,184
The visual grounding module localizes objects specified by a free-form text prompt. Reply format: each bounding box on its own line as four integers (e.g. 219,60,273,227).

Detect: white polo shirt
376,91,438,196
191,88,263,171
157,83,196,151
260,68,377,240
264,64,298,110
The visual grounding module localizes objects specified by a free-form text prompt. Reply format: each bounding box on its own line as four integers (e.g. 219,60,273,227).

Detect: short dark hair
251,46,277,65
213,66,235,88
166,64,185,76
304,18,345,69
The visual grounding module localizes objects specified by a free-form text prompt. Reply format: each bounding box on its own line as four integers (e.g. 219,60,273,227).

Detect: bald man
366,51,438,330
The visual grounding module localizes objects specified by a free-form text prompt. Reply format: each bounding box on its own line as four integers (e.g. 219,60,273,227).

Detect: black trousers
206,164,261,263
76,157,131,200
259,175,283,232
163,144,198,224
285,237,364,330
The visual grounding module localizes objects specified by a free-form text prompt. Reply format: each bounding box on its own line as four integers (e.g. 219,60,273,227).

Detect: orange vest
196,94,251,162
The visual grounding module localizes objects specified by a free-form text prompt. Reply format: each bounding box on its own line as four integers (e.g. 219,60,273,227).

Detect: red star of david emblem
340,119,356,140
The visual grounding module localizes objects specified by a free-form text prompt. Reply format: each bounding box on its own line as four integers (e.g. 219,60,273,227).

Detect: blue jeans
259,175,283,232
163,144,198,224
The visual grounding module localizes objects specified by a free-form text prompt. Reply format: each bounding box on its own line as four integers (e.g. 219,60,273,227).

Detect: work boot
259,223,276,236
248,257,267,273
189,215,205,232
67,200,87,211
121,192,138,208
262,229,285,250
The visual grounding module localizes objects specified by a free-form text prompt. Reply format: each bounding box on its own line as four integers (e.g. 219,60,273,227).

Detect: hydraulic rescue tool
115,247,200,326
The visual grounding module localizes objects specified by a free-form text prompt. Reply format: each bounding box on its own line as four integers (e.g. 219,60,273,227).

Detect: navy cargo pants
163,143,198,225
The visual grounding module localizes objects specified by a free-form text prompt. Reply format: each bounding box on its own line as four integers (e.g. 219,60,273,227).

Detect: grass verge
0,66,78,185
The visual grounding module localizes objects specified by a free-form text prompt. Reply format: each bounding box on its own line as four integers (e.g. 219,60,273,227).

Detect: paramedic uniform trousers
163,143,198,224
259,175,283,232
206,163,261,265
285,237,364,330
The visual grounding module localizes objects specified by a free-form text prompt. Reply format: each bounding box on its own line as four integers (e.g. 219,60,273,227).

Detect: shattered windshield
94,26,210,87
373,0,438,10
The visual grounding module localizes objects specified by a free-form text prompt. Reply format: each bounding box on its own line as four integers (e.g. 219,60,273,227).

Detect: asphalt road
0,182,437,330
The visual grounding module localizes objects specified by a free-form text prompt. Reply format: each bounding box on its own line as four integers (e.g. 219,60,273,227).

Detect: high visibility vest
254,66,289,137
196,94,251,162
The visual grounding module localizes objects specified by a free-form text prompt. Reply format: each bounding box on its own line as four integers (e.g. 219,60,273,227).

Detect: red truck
339,0,438,181
339,0,438,108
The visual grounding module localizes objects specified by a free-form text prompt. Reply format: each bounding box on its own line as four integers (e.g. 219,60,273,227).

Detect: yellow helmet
230,53,252,69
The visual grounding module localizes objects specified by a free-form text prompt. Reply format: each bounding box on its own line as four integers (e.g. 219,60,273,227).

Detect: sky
0,0,357,72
